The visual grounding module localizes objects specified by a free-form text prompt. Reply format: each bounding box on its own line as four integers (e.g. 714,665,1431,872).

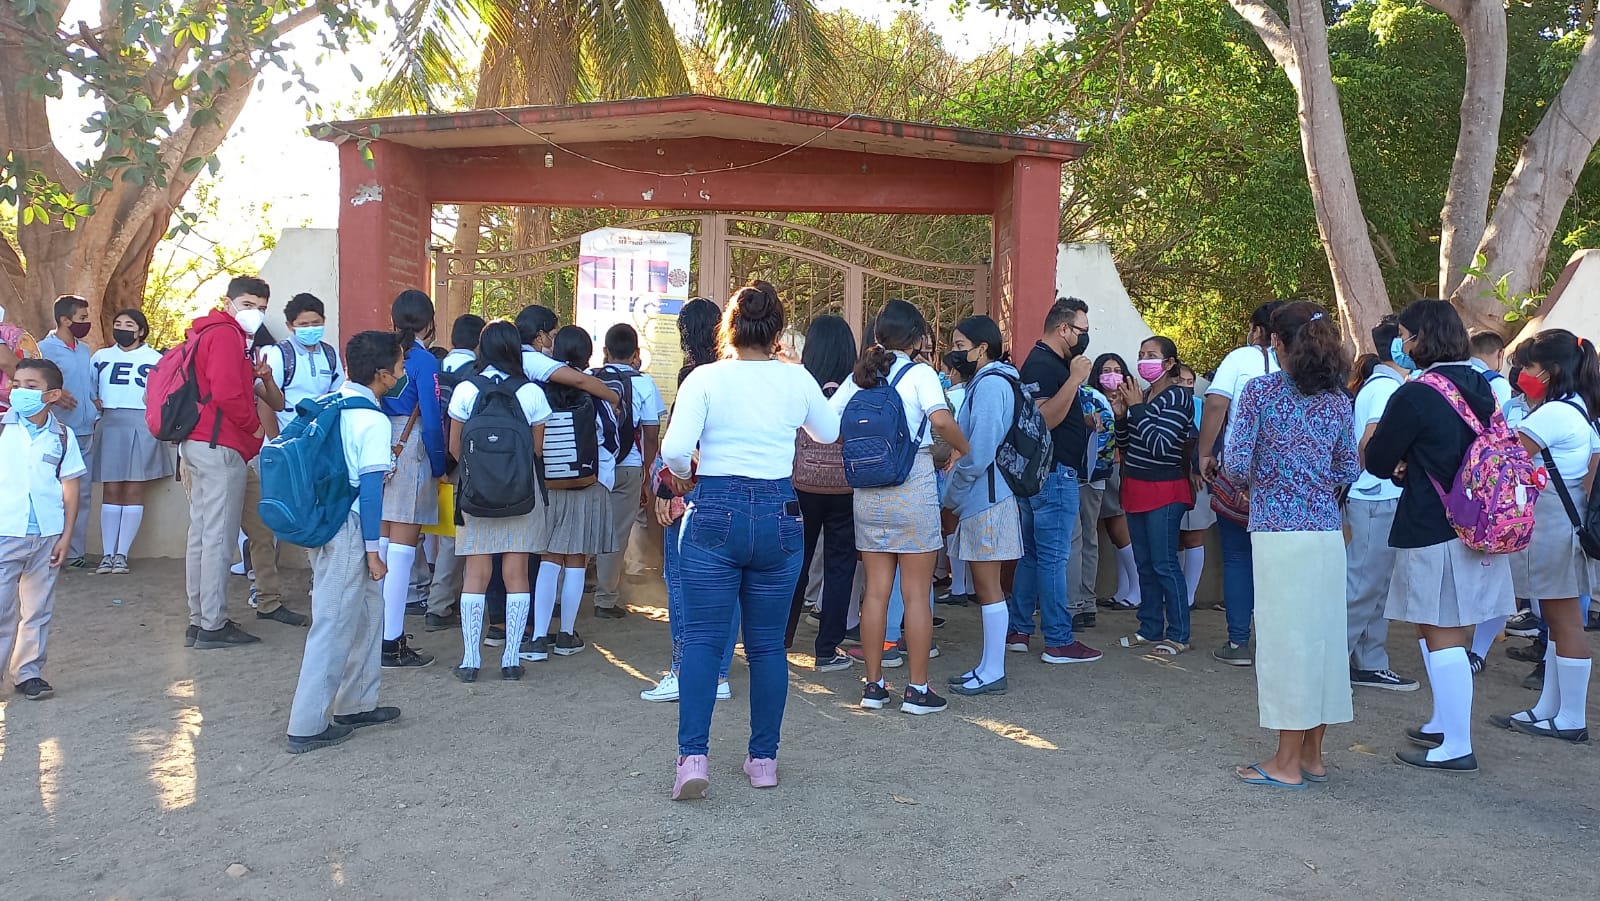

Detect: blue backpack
840,363,929,489
258,394,382,548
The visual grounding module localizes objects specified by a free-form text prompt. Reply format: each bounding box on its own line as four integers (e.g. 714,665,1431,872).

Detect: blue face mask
1391,336,1417,372
8,387,47,418
939,372,952,391
295,325,325,347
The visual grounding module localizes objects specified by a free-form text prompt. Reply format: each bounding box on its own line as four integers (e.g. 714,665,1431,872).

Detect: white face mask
232,306,266,335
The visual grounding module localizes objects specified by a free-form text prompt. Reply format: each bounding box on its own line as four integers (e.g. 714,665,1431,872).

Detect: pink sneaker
743,756,778,789
672,755,709,801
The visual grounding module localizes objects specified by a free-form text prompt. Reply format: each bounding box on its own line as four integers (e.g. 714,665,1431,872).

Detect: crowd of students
1,283,1596,796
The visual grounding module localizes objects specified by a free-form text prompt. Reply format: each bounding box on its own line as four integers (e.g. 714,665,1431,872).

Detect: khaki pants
593,465,644,609
240,464,290,613
181,440,247,631
0,535,60,684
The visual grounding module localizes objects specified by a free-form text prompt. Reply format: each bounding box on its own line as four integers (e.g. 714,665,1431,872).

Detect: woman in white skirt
829,299,969,714
446,321,551,683
941,316,1023,697
1222,301,1359,790
1490,330,1598,743
1365,299,1516,772
91,309,172,574
525,325,620,662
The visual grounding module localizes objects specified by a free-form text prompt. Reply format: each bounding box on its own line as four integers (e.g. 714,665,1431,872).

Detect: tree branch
1226,0,1298,76
1433,0,1507,298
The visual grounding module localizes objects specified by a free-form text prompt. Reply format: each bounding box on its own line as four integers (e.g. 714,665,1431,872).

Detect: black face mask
113,328,139,348
1070,331,1091,358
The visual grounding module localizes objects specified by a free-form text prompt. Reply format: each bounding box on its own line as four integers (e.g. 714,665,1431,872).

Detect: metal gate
432,214,989,345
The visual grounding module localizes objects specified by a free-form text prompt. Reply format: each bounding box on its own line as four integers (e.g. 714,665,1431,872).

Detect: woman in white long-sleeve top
660,281,840,801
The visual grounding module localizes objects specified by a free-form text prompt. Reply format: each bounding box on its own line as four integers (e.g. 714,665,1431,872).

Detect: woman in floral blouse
1223,301,1360,790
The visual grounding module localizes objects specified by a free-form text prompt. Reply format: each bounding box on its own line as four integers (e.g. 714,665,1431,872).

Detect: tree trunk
446,205,484,326
1455,31,1600,334
1431,0,1507,299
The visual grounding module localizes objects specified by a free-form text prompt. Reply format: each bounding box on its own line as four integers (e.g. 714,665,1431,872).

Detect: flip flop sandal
1236,764,1308,791
1149,640,1189,656
1119,634,1154,649
1301,770,1329,783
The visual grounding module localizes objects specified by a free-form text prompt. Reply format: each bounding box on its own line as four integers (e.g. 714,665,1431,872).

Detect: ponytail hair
854,299,927,388
1517,328,1600,414
1271,300,1348,395
391,289,436,351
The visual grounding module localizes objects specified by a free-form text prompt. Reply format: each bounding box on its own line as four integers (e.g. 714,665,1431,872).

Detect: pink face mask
1137,360,1167,382
1098,372,1124,392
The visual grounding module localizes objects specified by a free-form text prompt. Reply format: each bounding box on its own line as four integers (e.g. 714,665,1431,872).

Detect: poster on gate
576,227,693,408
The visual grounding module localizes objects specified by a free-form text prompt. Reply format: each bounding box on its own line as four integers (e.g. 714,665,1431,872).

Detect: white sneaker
716,680,732,701
641,673,680,702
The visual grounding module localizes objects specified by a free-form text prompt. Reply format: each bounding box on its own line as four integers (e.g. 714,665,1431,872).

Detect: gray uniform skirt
94,408,173,482
457,507,548,557
1386,537,1513,628
1511,480,1589,600
382,415,439,525
1100,468,1125,518
541,482,616,556
1181,482,1217,531
854,450,941,554
952,496,1023,562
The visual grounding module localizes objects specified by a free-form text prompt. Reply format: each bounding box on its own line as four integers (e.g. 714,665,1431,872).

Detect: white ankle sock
115,505,143,557
1420,638,1440,732
100,505,123,557
1181,546,1204,607
1472,615,1506,659
459,593,485,668
533,562,560,639
1427,647,1474,761
381,543,417,641
1524,641,1562,722
504,593,531,668
559,567,585,633
974,603,1008,684
1115,544,1140,603
1554,655,1591,730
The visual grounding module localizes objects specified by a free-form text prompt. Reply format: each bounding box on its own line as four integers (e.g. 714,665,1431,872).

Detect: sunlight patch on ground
38,737,61,818
793,681,835,696
148,680,203,811
960,717,1059,750
629,603,669,623
592,642,656,685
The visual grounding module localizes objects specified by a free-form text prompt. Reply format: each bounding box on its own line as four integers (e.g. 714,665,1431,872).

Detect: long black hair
954,314,1007,365
677,296,721,385
475,320,523,377
546,325,593,408
1514,328,1600,413
853,298,927,389
801,314,857,387
391,289,436,350
514,304,558,349
1396,298,1470,368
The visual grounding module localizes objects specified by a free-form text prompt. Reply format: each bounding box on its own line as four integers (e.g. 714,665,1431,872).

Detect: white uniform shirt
335,383,395,510
91,345,162,409
828,352,947,449
1349,368,1404,502
448,366,553,426
1206,345,1280,427
1520,394,1600,483
0,411,88,538
265,341,345,431
596,365,667,468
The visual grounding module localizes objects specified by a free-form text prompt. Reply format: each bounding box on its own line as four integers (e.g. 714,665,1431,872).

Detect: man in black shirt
1010,297,1102,665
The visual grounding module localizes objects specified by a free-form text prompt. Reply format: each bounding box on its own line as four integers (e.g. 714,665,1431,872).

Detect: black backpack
1541,399,1600,559
457,375,543,518
589,364,639,454
540,384,602,489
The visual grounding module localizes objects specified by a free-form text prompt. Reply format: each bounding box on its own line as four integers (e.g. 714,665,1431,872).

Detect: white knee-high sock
1182,546,1204,607
1554,655,1591,730
559,567,585,633
974,602,1008,684
459,593,485,668
533,561,561,639
1472,615,1506,659
100,505,123,557
1523,641,1562,723
1428,648,1475,761
115,505,143,557
504,593,531,668
1115,544,1140,603
382,543,417,641
1420,638,1440,732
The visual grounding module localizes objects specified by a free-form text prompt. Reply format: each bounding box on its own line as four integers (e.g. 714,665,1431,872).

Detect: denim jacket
942,361,1019,519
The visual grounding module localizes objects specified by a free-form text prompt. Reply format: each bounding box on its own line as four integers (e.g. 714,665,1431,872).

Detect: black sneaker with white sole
519,636,551,662
286,723,354,754
860,681,891,710
1468,651,1485,675
815,652,852,673
483,625,507,647
1505,610,1542,638
381,635,434,668
554,631,585,656
15,677,53,700
1351,668,1419,691
901,685,948,715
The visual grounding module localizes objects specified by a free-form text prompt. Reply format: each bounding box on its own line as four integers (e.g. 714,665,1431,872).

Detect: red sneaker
1006,632,1031,653
1042,641,1104,664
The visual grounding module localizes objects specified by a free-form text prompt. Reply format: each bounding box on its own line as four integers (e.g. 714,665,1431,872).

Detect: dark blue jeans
1129,502,1189,645
677,477,804,759
664,518,740,679
1216,515,1254,645
1008,465,1080,646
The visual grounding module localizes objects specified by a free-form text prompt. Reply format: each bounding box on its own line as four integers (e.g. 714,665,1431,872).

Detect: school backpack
792,382,850,494
1537,399,1600,559
257,394,383,548
540,385,603,489
840,363,928,489
589,364,639,454
456,375,543,518
967,369,1054,500
275,340,339,392
1415,371,1538,555
145,323,229,444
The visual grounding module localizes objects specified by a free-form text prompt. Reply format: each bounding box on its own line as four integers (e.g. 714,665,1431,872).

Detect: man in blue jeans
1009,297,1103,664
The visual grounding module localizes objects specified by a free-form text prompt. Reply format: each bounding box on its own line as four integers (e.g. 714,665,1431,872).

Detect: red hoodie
185,309,264,461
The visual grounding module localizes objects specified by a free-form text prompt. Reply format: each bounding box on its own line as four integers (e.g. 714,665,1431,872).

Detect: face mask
1137,360,1167,383
112,328,139,348
232,307,266,335
1070,331,1091,358
383,372,410,399
295,325,325,347
68,321,92,340
1516,370,1548,403
1099,372,1124,392
938,371,952,391
8,387,46,418
1391,336,1417,372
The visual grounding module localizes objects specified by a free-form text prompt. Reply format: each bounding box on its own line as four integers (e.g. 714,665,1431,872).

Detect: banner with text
577,227,693,408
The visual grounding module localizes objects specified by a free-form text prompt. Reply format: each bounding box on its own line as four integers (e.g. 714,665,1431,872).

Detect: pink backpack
1415,371,1538,554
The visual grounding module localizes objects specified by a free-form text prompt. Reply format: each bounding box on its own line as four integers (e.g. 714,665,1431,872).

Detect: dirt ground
2,558,1597,900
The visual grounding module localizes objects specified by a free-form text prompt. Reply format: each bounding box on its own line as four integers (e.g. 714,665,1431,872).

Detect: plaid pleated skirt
541,482,616,556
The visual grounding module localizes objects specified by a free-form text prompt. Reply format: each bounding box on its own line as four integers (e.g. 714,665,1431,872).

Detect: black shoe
519,636,551,662
860,680,891,710
404,600,427,617
1523,662,1545,691
482,625,507,647
1505,610,1542,638
593,606,626,620
501,665,525,681
1508,717,1590,743
933,616,946,629
807,608,821,623
554,631,585,656
1394,749,1478,772
15,677,53,700
1507,639,1546,663
1468,651,1485,675
935,592,970,607
184,625,198,648
1404,726,1443,749
381,636,434,669
453,666,479,683
1073,612,1097,631
424,611,459,632
1350,668,1419,691
841,626,861,647
901,685,948,716
333,707,401,729
193,622,261,649
256,605,309,627
286,723,355,754
1586,610,1600,632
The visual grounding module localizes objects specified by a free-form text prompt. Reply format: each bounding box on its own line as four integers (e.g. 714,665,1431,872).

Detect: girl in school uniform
939,349,977,608
447,321,551,683
91,309,171,574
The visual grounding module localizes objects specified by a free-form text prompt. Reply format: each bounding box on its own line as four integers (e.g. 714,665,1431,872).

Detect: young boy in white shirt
284,332,406,753
0,359,87,700
592,323,667,618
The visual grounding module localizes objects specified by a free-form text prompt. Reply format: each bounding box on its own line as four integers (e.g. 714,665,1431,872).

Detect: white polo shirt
0,411,88,538
335,383,396,510
265,341,345,430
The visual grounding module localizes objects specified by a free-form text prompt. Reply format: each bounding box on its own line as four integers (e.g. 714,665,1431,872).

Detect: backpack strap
276,340,297,388
320,342,338,382
1416,371,1488,436
888,360,932,445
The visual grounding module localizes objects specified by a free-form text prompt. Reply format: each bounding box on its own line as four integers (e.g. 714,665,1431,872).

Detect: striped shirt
1115,384,1196,481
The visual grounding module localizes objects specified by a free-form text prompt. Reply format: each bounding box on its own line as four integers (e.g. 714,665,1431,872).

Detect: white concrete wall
1055,242,1155,367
